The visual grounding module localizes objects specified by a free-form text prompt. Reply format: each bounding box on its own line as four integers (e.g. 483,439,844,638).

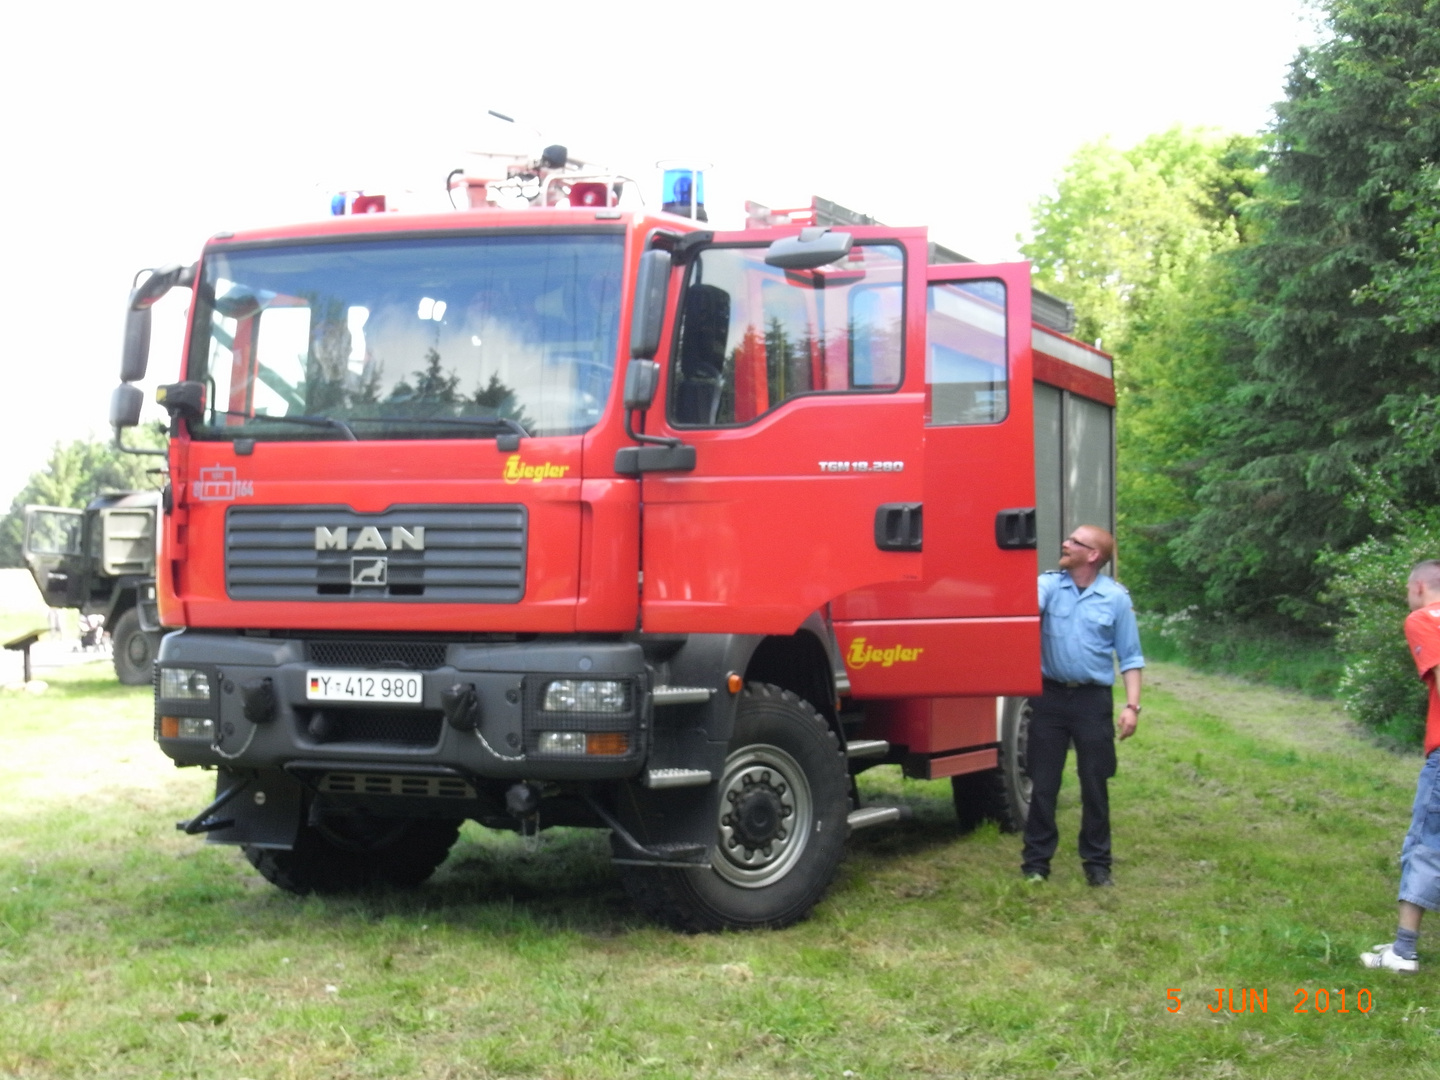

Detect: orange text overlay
1166,988,1374,1014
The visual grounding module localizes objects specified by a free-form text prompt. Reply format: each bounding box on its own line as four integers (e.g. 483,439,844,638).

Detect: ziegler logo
846,636,925,669
503,454,571,484
314,526,425,552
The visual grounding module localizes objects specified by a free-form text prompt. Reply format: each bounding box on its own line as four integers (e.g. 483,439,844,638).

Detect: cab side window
926,279,1008,425
669,244,905,426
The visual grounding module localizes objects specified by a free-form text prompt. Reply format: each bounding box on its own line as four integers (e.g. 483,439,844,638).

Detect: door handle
994,507,1037,550
875,503,923,552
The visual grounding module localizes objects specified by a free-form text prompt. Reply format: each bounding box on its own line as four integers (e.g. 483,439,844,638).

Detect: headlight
542,679,629,713
160,667,213,701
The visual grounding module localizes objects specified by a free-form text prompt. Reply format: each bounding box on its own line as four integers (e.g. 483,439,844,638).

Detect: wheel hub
714,745,813,888
126,634,150,664
728,780,788,848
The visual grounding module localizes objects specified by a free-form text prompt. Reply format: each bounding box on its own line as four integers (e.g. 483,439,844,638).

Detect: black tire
951,768,1008,833
995,695,1033,831
619,684,850,932
111,608,160,686
951,696,1032,833
243,815,462,895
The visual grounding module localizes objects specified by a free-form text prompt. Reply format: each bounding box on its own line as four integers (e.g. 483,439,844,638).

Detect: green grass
1140,617,1343,699
0,663,1436,1078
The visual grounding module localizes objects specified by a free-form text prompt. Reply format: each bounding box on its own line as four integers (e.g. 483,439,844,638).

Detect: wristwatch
1123,704,1141,715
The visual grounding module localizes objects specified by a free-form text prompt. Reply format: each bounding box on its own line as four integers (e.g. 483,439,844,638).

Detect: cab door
23,506,86,608
637,230,929,635
832,260,1040,697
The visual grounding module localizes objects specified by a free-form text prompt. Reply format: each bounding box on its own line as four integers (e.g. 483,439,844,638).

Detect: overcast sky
0,0,1321,505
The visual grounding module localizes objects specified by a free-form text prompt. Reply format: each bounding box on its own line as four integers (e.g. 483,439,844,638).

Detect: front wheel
110,608,160,686
619,684,850,931
244,815,461,895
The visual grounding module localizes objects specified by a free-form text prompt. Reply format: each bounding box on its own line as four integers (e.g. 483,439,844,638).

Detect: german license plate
306,670,423,704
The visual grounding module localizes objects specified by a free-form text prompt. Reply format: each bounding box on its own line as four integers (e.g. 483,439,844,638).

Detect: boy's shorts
1399,750,1440,911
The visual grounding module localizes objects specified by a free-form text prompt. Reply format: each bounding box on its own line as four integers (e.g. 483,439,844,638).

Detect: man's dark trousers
1021,681,1117,877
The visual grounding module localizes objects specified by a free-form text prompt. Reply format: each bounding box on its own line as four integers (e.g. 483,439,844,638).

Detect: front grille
309,709,444,747
318,772,474,799
226,505,526,603
307,640,449,669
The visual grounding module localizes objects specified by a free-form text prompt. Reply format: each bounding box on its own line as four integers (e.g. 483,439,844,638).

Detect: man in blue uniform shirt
1022,524,1145,886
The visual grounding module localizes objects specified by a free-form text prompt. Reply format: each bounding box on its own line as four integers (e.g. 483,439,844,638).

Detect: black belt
1042,677,1109,691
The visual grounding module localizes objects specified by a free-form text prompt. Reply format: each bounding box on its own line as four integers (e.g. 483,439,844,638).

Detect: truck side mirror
623,360,660,411
120,307,152,383
110,383,144,429
764,227,854,270
629,249,672,360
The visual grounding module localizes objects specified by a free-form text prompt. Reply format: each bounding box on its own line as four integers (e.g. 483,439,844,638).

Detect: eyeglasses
1063,535,1095,550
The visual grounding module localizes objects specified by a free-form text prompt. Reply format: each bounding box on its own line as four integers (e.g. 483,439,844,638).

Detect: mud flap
202,768,304,849
610,776,719,867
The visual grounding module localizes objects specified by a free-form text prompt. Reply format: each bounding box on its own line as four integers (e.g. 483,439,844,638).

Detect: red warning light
351,194,387,214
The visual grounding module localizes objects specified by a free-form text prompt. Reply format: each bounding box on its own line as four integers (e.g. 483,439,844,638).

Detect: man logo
351,557,388,587
315,526,425,552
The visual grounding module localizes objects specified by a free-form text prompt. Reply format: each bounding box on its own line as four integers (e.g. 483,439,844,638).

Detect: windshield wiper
347,415,530,438
210,409,358,440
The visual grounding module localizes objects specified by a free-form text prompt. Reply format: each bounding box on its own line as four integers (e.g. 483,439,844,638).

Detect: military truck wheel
619,683,850,932
243,816,462,895
111,608,160,686
951,696,1032,833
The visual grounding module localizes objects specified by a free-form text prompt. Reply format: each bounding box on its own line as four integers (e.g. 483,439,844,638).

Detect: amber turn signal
585,732,629,756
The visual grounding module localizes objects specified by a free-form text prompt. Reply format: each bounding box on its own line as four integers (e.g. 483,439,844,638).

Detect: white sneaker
1360,943,1419,973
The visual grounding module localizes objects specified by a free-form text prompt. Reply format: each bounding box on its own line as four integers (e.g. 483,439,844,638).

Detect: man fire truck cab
111,153,1115,930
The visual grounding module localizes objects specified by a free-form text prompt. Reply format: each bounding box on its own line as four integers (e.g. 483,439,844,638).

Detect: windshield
187,233,624,441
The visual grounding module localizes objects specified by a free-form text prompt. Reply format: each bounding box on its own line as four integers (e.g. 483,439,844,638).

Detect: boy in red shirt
1361,559,1440,973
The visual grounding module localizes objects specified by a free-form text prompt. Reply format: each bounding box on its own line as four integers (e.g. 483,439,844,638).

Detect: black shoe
1084,866,1114,887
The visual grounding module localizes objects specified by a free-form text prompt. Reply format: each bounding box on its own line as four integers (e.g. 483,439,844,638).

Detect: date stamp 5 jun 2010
1166,988,1374,1014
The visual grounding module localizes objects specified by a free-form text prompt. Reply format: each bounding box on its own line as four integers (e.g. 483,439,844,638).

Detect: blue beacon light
662,169,706,221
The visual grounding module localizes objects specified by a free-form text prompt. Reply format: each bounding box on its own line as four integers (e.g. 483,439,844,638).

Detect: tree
1175,0,1440,622
0,426,167,567
1023,127,1260,354
1022,128,1261,610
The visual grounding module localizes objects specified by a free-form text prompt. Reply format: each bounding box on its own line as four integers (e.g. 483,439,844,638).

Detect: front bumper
154,630,650,782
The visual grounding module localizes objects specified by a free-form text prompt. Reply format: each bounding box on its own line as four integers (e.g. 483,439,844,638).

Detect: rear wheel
619,684,850,931
951,696,1032,833
111,608,160,686
244,815,461,895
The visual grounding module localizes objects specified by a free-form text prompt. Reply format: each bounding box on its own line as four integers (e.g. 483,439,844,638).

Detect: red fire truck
111,152,1115,930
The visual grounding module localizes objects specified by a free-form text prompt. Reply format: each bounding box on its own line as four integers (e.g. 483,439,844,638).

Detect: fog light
160,668,212,701
586,732,629,756
179,717,214,739
538,730,587,755
542,679,628,713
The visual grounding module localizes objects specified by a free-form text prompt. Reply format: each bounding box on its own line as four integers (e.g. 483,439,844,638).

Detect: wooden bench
4,629,45,684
